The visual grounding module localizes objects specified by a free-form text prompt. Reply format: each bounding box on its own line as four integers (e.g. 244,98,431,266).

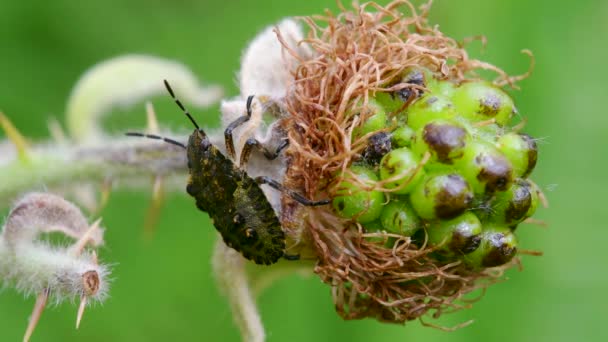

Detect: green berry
410,173,473,220
457,141,513,194
473,122,502,142
363,220,388,244
497,132,538,178
428,212,482,256
463,226,518,268
406,94,457,131
412,120,470,165
375,91,403,115
391,126,415,148
332,165,385,223
452,81,516,126
427,80,456,97
352,99,388,139
380,199,421,236
379,147,426,194
485,179,537,226
376,68,432,114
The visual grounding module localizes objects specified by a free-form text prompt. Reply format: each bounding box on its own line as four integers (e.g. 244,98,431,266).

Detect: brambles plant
0,1,545,341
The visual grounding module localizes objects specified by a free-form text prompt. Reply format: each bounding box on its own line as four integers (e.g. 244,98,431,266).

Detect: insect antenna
163,79,203,133
125,132,186,149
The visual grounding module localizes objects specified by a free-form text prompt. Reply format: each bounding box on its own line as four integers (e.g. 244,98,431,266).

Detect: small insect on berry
127,80,329,265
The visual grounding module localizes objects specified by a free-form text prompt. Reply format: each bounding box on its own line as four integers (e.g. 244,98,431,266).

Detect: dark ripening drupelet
521,134,538,177
375,68,432,115
395,69,426,103
452,81,516,126
503,179,534,225
498,132,538,178
476,152,512,193
362,132,392,164
421,121,468,164
482,178,539,228
411,173,474,220
464,227,518,268
434,175,474,218
459,141,513,194
428,212,482,256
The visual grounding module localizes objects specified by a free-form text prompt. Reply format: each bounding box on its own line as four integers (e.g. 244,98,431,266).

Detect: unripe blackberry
452,81,516,126
379,147,425,194
427,79,456,97
497,132,538,178
391,126,415,148
463,226,518,268
406,95,457,131
485,178,537,227
380,199,421,236
412,120,470,165
428,212,482,256
332,165,385,223
457,141,513,195
352,99,388,139
278,3,546,326
410,173,473,220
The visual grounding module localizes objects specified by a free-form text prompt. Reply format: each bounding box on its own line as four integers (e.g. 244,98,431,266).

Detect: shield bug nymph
127,80,328,265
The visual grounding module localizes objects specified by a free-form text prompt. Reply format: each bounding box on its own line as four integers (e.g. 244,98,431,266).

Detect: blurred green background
0,0,606,341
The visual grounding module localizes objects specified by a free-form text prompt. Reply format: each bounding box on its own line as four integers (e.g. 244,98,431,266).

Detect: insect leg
255,176,330,207
224,95,255,160
240,138,289,167
283,253,301,261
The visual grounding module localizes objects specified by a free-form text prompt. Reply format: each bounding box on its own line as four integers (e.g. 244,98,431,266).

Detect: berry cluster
332,69,539,269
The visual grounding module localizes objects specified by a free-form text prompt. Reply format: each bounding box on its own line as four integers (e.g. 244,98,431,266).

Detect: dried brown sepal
278,1,531,325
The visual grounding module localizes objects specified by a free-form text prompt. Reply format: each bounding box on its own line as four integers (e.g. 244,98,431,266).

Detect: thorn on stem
76,295,87,329
0,111,30,162
47,117,67,144
23,288,49,342
144,175,165,239
95,178,113,215
145,102,160,134
68,218,103,257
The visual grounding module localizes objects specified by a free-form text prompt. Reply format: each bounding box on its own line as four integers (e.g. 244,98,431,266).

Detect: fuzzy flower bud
0,192,110,340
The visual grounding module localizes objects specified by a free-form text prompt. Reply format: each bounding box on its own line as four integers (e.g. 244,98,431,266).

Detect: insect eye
200,137,211,150
245,228,258,241
233,213,245,225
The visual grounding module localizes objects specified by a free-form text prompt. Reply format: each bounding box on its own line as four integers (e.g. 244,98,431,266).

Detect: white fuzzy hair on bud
214,19,309,214
239,19,309,99
0,192,109,303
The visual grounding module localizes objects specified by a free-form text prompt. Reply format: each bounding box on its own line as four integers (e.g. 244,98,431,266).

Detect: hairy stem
0,137,188,206
213,239,266,342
